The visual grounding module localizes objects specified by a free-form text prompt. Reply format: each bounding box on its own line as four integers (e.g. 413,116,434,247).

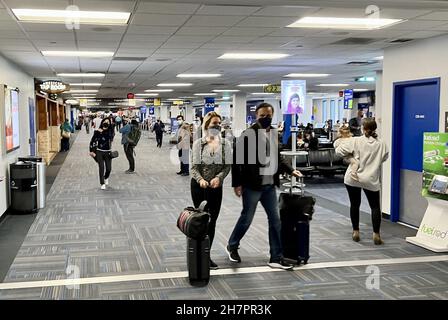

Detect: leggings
345,184,382,233
96,150,112,185
190,179,223,248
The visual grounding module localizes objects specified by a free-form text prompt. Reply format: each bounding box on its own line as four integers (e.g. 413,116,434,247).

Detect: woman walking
335,118,389,245
190,112,232,269
60,119,72,152
89,118,114,190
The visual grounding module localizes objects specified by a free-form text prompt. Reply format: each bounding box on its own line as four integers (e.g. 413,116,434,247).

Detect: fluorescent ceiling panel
218,53,289,59
42,51,114,57
238,84,268,87
69,83,102,86
284,73,330,77
287,17,403,30
66,89,99,93
177,73,221,78
194,93,217,96
157,83,192,87
136,93,159,96
213,89,239,92
145,89,173,92
316,84,349,87
12,9,130,25
57,73,105,77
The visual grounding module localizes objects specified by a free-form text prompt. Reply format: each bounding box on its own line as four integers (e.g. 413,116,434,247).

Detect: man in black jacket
227,103,302,270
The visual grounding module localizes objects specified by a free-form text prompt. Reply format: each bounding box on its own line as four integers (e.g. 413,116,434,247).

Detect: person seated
304,132,319,150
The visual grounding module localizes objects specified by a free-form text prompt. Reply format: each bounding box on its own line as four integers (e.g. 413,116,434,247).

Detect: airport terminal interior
0,0,448,300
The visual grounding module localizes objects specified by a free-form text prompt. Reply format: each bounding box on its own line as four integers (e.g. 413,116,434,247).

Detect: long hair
287,93,301,112
202,111,222,133
363,118,378,139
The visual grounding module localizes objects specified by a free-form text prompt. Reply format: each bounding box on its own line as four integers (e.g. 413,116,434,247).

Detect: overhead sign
127,93,135,99
80,99,88,107
204,97,215,115
343,89,354,109
263,84,281,93
39,80,69,94
149,107,155,115
140,106,147,113
154,98,161,106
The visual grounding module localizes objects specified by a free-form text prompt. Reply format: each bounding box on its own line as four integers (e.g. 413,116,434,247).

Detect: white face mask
177,120,183,125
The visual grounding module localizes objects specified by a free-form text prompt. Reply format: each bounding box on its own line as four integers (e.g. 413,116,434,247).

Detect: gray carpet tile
0,129,446,299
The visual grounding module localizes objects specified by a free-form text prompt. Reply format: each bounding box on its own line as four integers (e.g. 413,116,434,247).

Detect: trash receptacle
10,162,38,214
18,156,46,209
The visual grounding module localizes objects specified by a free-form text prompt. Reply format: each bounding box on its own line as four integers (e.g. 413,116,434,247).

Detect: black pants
178,149,189,173
61,137,69,151
85,124,90,134
124,144,135,171
156,133,163,147
96,150,112,185
345,184,382,233
190,179,223,248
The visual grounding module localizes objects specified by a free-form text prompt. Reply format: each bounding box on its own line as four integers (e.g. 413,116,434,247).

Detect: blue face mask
258,117,272,129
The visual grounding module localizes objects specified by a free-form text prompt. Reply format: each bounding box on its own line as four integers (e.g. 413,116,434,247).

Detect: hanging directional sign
263,84,281,93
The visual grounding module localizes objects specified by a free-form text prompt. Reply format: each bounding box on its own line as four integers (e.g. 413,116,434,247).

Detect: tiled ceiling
0,0,448,101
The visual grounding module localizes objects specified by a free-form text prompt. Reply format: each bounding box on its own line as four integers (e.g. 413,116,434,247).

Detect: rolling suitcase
279,178,315,265
187,236,210,286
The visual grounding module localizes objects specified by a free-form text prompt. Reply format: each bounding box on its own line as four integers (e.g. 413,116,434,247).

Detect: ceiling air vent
389,38,414,43
112,57,147,62
331,37,381,45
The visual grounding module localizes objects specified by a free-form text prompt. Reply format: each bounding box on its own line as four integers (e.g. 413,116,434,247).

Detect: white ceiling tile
116,48,156,55
109,61,142,73
185,15,245,27
388,19,448,31
137,2,200,15
237,16,300,28
78,41,120,49
77,25,128,34
73,0,135,12
415,11,448,20
76,33,123,41
119,41,164,49
0,9,13,20
155,48,194,54
159,42,202,49
379,8,433,19
223,27,277,36
27,31,75,40
402,30,448,39
268,28,324,37
0,43,36,51
311,7,372,18
0,20,22,31
127,25,178,35
175,26,228,36
196,5,260,16
211,36,259,43
21,23,73,32
33,39,76,48
251,36,299,44
122,34,170,42
169,35,216,43
356,29,414,39
253,6,320,17
0,30,26,38
4,0,69,10
132,13,190,26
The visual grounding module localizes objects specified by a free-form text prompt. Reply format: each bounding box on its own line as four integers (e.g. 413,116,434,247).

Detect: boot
373,233,384,245
352,230,360,242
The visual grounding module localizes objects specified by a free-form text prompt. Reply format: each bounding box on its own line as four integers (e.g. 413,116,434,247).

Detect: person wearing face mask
190,112,232,270
227,103,303,270
176,115,190,175
89,119,113,190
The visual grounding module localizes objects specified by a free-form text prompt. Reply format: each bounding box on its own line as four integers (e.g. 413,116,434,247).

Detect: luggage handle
198,200,207,212
286,176,304,197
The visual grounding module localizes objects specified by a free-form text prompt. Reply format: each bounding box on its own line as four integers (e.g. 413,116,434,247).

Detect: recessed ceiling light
177,74,221,78
316,84,350,87
179,96,194,99
66,89,99,93
218,53,289,60
212,89,239,92
251,92,276,95
167,98,183,101
284,73,330,78
194,93,217,96
145,89,173,92
57,73,105,77
286,17,403,30
157,83,192,87
355,77,375,82
237,84,269,87
136,93,159,96
12,9,130,25
353,89,370,92
373,56,384,60
69,83,102,86
42,51,114,57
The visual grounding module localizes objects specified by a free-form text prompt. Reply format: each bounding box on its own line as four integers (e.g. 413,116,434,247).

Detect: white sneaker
105,179,109,186
101,184,106,190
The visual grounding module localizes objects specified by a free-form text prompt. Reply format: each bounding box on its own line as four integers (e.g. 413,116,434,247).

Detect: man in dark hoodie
120,118,139,174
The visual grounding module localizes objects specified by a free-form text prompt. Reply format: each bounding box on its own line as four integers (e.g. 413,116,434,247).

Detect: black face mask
102,124,109,129
258,117,272,129
208,125,222,135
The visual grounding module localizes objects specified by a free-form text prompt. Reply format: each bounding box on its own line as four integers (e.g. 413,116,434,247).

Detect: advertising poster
281,80,306,115
344,89,354,109
5,87,20,152
422,132,448,201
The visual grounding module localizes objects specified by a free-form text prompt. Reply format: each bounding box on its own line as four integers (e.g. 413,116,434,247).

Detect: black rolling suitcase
279,178,315,265
187,236,210,286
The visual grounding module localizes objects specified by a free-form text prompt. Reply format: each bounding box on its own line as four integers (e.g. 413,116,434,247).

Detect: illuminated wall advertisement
422,132,448,201
281,80,306,115
5,87,20,152
344,89,354,109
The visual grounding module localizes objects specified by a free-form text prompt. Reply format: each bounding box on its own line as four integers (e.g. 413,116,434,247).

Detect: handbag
62,131,71,139
110,150,119,159
177,201,210,240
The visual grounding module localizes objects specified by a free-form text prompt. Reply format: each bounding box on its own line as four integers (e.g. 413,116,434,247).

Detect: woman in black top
89,119,113,190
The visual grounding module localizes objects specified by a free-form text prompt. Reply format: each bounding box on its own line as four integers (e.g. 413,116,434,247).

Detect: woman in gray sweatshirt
335,118,389,245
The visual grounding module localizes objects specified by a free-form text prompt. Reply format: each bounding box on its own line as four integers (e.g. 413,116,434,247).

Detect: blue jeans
228,185,283,261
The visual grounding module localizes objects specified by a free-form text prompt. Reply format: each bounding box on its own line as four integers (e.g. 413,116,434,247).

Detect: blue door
28,97,36,156
391,78,440,225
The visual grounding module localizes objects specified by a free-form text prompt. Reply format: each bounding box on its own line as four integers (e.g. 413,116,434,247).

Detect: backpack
127,125,141,147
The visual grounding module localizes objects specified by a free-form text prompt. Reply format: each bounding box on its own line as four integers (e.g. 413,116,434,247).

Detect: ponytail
363,118,378,139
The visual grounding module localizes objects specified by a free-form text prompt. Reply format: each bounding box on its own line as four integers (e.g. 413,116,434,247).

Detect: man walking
153,119,165,148
227,103,302,270
120,119,140,174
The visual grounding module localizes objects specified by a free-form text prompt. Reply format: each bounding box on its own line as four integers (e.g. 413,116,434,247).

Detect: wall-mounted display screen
281,80,306,115
4,86,20,153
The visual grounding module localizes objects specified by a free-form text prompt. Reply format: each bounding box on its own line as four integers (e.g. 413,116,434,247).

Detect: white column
375,70,383,134
154,106,161,119
160,105,169,123
185,104,194,123
232,92,247,137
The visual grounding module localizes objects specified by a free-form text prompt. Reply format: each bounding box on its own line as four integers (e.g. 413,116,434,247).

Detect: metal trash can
10,162,38,214
18,156,46,209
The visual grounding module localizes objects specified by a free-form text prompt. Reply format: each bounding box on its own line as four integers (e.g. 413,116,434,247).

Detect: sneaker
352,230,360,242
100,184,106,190
176,171,183,175
209,259,219,270
125,170,135,174
226,245,241,263
105,179,109,186
180,172,189,176
268,259,294,270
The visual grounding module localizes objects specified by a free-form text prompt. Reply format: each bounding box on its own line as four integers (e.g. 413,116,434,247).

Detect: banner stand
406,197,448,252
